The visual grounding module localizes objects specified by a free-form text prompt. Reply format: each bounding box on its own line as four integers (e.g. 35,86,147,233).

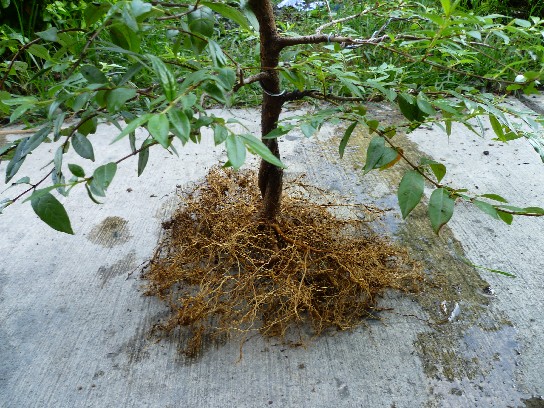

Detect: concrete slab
0,100,543,407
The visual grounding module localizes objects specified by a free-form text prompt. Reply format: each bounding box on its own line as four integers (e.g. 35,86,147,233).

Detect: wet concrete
0,101,543,407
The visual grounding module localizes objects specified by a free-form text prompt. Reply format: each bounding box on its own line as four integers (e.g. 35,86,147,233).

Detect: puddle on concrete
308,105,524,405
87,216,131,247
97,251,137,288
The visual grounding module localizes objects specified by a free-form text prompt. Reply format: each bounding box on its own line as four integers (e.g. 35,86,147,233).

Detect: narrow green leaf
147,54,176,102
68,163,85,178
473,200,500,219
428,188,455,234
21,125,52,156
240,134,285,168
440,0,451,14
480,193,508,203
398,171,425,219
72,133,95,161
31,192,74,234
5,141,27,183
339,121,357,158
147,114,170,148
112,114,152,143
168,109,190,144
137,146,149,177
489,114,504,140
225,134,246,170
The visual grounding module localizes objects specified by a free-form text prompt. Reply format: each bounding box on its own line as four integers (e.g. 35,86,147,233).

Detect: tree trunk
249,0,284,221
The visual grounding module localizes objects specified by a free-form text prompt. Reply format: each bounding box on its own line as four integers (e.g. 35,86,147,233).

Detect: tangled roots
145,167,421,356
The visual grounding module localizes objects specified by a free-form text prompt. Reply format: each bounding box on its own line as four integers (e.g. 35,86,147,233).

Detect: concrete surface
0,100,543,408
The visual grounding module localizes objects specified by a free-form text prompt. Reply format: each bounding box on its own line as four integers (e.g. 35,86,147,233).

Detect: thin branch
233,72,269,92
149,1,191,6
316,5,379,35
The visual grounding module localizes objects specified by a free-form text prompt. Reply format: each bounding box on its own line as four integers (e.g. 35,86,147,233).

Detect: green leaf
207,40,227,67
440,0,451,15
80,65,108,84
202,82,226,104
240,134,285,168
36,27,58,42
31,192,74,234
78,116,98,136
112,114,152,143
421,158,446,183
214,124,228,145
480,193,508,203
5,141,27,183
10,104,32,123
363,136,385,174
428,188,455,234
137,145,149,176
109,23,140,52
398,93,418,122
72,133,95,161
105,88,136,113
473,200,500,219
497,210,513,225
375,147,399,169
398,171,424,219
147,54,176,102
489,114,504,140
514,18,531,28
263,125,294,139
225,134,245,170
301,123,316,138
89,162,117,197
84,2,111,26
147,114,170,148
27,44,51,60
21,125,52,156
201,1,250,30
339,121,357,158
168,109,191,144
68,163,85,178
416,92,436,116
188,6,214,38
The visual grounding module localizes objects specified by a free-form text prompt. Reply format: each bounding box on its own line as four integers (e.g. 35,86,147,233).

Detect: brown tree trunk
249,0,284,221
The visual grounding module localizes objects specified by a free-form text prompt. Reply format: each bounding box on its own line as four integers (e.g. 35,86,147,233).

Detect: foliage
0,0,543,234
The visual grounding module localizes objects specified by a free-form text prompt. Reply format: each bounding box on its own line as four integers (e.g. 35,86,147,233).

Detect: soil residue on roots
145,167,421,357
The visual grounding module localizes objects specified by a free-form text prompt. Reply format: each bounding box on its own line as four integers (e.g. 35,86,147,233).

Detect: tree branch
233,72,269,92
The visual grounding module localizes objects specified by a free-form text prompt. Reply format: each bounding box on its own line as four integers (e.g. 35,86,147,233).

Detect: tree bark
248,0,284,221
